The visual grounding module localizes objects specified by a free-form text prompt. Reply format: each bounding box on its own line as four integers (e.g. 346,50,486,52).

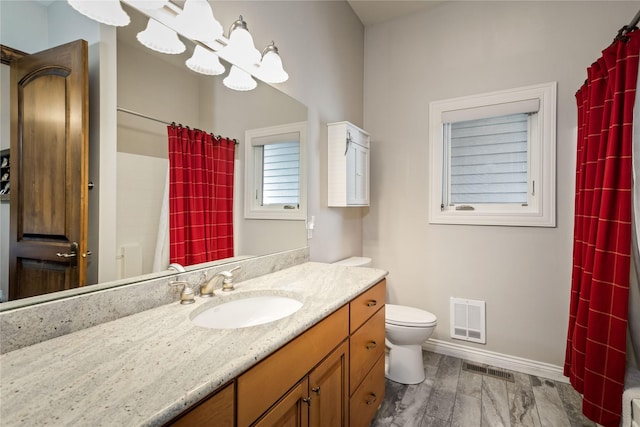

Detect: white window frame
244,121,307,220
428,82,557,227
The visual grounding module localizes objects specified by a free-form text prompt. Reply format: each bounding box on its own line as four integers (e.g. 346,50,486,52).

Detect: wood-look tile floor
371,351,595,427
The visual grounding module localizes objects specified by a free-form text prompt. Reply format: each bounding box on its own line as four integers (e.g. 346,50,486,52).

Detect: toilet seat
386,304,437,328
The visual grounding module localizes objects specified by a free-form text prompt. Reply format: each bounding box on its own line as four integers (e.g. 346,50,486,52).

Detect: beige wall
362,1,640,367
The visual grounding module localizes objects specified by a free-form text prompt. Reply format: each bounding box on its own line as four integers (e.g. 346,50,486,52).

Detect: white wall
362,1,640,367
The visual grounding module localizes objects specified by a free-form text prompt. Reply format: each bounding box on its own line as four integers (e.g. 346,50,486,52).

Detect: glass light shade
67,0,130,26
258,47,289,84
137,18,186,54
175,0,223,42
223,66,257,91
186,45,225,76
127,0,169,10
222,18,261,65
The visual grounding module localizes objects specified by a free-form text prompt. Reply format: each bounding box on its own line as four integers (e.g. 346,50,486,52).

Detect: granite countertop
0,262,387,426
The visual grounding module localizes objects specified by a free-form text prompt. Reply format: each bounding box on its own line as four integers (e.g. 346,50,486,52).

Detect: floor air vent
462,361,514,382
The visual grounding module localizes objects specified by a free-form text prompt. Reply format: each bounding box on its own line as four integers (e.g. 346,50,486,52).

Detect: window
429,82,556,227
245,122,307,220
261,141,300,206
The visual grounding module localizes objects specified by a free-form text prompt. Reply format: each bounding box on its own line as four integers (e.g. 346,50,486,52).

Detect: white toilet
385,304,437,384
333,257,438,385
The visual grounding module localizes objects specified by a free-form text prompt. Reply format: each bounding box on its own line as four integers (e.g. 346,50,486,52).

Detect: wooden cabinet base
166,279,386,427
168,382,234,427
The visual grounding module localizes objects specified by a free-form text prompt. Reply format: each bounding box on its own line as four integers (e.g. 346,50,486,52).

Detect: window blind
448,113,529,204
442,98,539,123
262,141,300,205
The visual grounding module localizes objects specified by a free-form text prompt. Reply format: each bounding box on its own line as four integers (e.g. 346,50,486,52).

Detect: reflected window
245,122,307,220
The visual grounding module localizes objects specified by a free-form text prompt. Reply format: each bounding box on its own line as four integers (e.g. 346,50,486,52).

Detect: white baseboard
422,338,569,383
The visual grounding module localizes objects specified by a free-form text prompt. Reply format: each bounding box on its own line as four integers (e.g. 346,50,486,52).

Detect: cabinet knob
365,393,377,405
302,397,311,406
365,340,377,350
366,300,377,307
311,386,320,394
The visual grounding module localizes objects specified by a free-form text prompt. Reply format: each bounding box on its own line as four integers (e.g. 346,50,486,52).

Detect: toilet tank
332,257,372,267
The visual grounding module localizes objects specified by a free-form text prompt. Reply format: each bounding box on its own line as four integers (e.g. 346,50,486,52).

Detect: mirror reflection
0,0,307,306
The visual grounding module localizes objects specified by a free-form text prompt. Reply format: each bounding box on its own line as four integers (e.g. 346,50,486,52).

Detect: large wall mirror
0,1,307,308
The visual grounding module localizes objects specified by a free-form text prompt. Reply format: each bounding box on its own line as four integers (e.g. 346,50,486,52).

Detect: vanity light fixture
67,0,289,90
256,42,289,84
186,45,225,76
127,0,169,11
136,18,185,54
220,15,261,66
68,0,130,26
223,65,257,91
174,0,223,43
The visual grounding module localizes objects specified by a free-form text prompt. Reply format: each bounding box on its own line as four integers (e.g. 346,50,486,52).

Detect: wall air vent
450,297,486,344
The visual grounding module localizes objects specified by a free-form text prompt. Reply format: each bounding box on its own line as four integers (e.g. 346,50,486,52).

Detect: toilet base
385,343,425,384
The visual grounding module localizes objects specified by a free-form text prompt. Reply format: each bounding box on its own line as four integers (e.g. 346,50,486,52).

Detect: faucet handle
169,280,195,305
221,266,241,292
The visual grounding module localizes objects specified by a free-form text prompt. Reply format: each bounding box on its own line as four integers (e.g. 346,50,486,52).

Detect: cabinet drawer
237,305,349,427
349,354,385,427
349,307,385,395
350,279,386,334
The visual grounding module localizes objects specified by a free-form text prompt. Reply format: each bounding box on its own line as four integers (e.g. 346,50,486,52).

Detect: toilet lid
386,304,437,327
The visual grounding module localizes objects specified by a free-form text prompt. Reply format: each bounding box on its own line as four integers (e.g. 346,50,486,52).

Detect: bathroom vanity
0,262,387,426
171,279,386,426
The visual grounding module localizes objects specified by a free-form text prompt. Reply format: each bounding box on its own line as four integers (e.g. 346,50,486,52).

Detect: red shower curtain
168,125,235,266
565,29,639,426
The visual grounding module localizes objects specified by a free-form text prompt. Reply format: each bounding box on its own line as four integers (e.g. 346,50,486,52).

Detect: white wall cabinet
328,121,370,207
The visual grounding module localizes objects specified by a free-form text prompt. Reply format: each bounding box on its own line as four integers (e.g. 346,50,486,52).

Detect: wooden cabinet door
237,306,348,427
253,377,309,427
168,382,234,427
308,340,349,427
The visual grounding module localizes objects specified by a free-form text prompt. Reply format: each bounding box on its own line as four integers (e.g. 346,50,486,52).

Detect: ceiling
347,0,444,27
40,0,440,28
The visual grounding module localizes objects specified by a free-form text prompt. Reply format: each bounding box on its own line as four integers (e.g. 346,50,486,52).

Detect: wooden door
9,39,89,300
253,377,309,427
308,340,349,427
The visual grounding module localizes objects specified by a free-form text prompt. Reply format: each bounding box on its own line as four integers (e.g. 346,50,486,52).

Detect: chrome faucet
200,266,241,298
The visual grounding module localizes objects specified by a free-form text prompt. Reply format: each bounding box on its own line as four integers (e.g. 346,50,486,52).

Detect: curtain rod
116,106,239,144
117,107,171,125
628,9,640,31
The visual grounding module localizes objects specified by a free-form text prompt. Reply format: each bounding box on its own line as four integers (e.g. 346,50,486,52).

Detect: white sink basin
191,295,303,329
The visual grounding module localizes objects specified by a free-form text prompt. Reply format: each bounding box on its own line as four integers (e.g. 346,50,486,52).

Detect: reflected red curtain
565,29,639,426
168,126,235,266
